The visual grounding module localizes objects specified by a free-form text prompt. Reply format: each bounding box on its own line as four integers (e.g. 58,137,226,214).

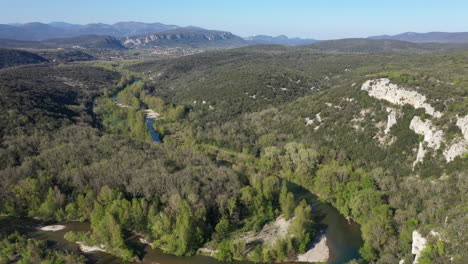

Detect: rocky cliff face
361,78,442,117
361,79,467,164
123,29,246,48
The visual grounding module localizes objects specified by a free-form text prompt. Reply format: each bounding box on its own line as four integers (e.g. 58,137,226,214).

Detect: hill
122,29,247,48
303,38,468,53
369,31,468,43
0,48,48,68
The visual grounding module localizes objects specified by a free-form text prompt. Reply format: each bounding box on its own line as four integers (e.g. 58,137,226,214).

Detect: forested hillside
0,48,48,68
126,47,467,263
0,40,466,264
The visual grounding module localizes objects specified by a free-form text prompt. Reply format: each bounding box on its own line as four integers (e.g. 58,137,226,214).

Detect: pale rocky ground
296,234,329,263
411,230,427,264
240,215,292,246
144,109,160,119
237,215,330,263
360,79,467,164
76,242,106,253
361,78,442,117
39,225,66,231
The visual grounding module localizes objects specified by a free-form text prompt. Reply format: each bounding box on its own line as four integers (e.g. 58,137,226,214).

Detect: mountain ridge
369,31,468,43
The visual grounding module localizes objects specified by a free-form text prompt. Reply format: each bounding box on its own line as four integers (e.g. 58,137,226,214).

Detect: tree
290,200,315,253
279,184,295,220
38,186,65,220
215,216,230,236
214,240,234,261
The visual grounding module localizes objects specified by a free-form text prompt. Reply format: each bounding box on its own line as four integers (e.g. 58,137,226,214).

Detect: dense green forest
0,44,466,264
126,47,467,263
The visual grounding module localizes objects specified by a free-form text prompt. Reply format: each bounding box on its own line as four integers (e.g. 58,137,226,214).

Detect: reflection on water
146,118,161,142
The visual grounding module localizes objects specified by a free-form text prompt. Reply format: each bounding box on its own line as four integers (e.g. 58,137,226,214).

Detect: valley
0,18,466,264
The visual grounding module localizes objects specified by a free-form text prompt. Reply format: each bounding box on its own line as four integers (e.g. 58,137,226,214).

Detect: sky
1,0,467,39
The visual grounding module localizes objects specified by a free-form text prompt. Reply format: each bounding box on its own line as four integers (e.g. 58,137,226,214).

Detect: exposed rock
361,78,442,118
198,247,217,256
77,242,106,253
39,225,66,231
240,215,292,246
144,109,160,119
414,142,427,166
444,140,468,162
411,230,427,264
456,114,468,140
384,108,398,134
409,116,444,149
296,234,329,263
410,116,444,161
411,230,442,264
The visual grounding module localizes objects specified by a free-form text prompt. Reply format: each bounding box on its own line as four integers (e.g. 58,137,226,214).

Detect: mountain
303,38,468,53
48,22,80,28
122,29,248,48
0,21,185,41
0,35,126,50
369,31,468,43
111,21,180,36
246,35,319,46
0,48,49,68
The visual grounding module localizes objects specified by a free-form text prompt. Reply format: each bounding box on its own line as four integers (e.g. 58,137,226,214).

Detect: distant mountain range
303,38,468,53
369,32,468,43
0,21,467,50
0,35,126,50
0,22,184,41
0,21,318,46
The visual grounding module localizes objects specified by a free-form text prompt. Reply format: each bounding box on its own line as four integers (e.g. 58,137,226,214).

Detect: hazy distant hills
246,35,319,46
369,32,468,43
1,21,468,51
0,21,318,47
0,22,184,41
0,35,126,50
303,38,468,53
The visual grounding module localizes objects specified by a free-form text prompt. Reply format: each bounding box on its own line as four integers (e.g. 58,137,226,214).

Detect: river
2,79,363,263
0,184,361,264
112,78,162,142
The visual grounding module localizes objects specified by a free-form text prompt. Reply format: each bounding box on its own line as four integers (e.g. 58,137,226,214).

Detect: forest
0,45,466,264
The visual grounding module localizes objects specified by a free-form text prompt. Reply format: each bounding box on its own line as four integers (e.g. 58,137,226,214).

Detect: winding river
0,184,361,264
112,78,162,142
1,78,363,263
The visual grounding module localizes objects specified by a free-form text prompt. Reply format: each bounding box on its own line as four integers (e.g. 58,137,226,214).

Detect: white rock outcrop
361,78,442,118
456,114,468,140
444,140,468,162
384,108,398,134
443,114,468,162
410,116,444,150
411,230,427,264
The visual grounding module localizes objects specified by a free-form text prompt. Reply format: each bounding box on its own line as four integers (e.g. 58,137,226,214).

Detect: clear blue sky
1,0,467,39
